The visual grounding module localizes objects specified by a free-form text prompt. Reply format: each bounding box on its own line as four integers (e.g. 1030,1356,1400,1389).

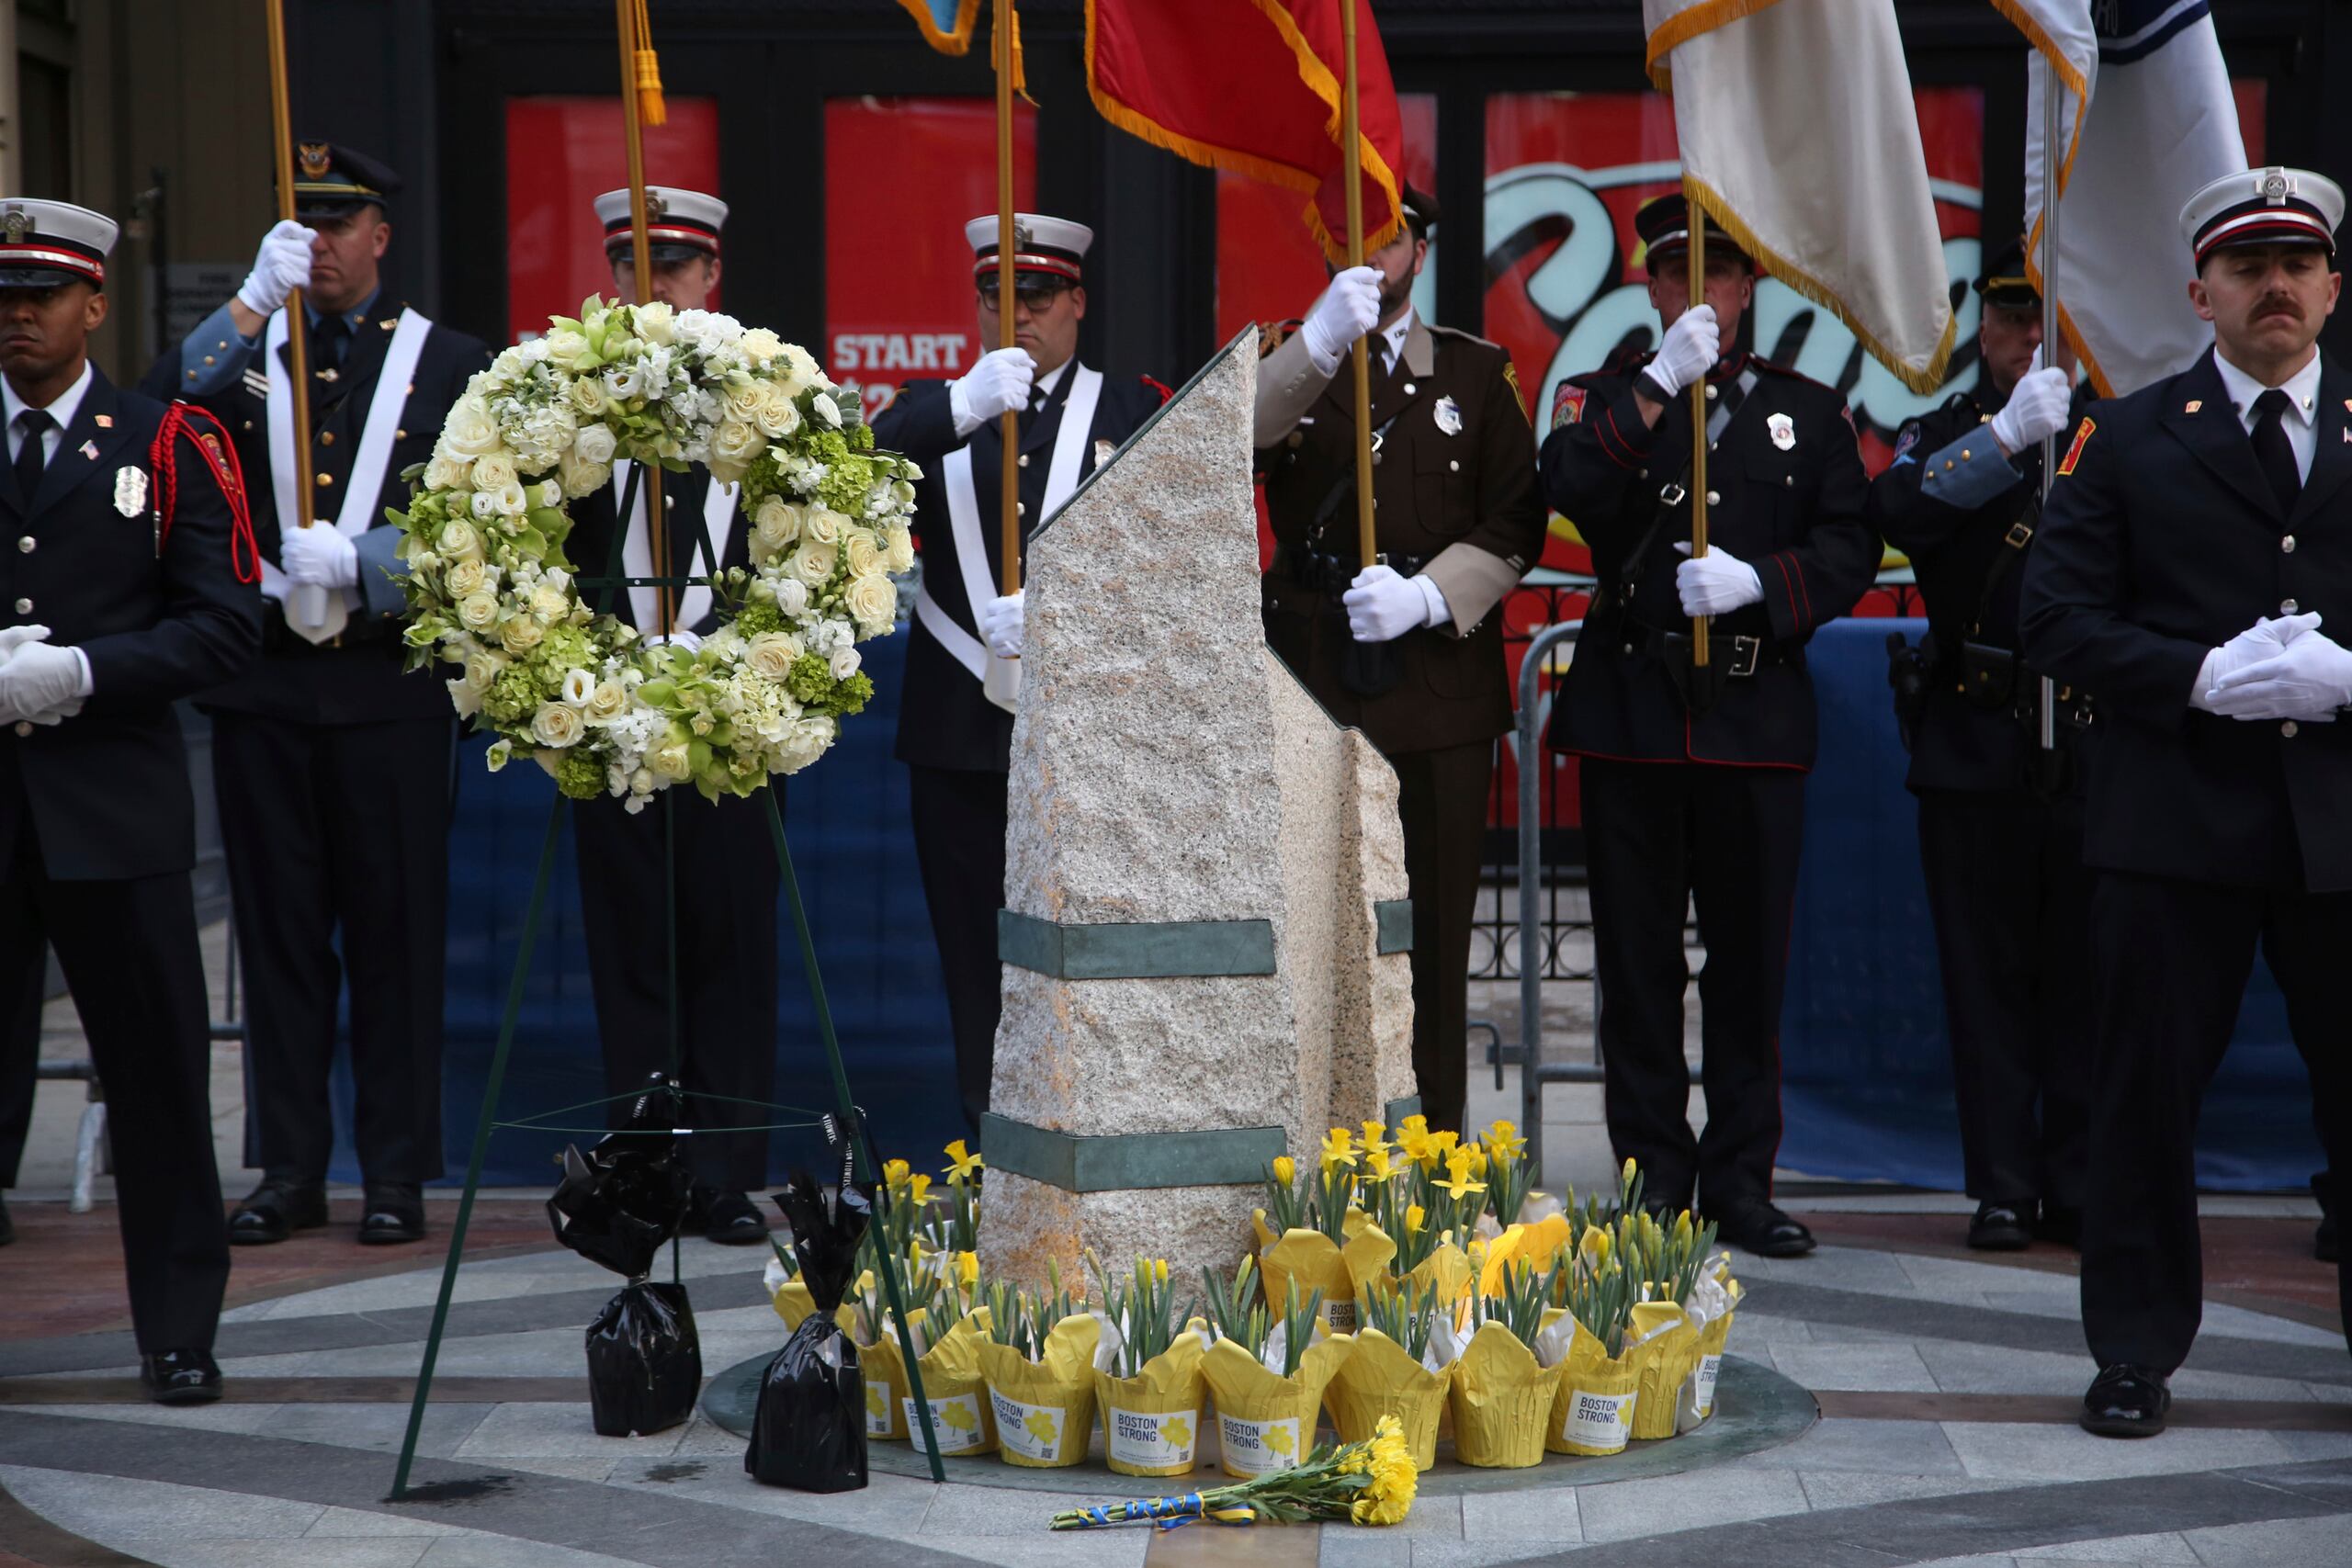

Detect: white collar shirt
4,360,95,468
2211,344,2323,482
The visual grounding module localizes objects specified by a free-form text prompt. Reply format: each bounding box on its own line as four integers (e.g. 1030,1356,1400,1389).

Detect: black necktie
312,314,350,373
12,410,51,501
2252,388,2301,513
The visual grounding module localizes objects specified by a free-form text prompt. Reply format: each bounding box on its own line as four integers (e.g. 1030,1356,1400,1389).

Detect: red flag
1085,0,1405,262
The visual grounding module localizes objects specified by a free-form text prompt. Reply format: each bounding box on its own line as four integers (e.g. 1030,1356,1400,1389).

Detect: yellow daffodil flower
1405,1202,1426,1235
906,1172,933,1206
1363,1145,1399,1182
883,1157,910,1187
1319,1127,1358,1168
956,1251,979,1289
1153,1258,1170,1287
944,1139,985,1184
1272,1155,1296,1186
1435,1155,1487,1201
1483,1119,1527,1162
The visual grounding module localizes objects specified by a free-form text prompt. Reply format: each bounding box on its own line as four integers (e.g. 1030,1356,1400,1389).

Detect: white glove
1301,266,1384,374
280,523,358,588
2206,622,2352,722
0,640,89,725
1989,350,2074,456
1672,541,1764,616
950,347,1037,434
2191,613,2320,713
236,220,316,316
1343,565,1447,643
980,592,1024,659
0,624,52,662
1642,305,1721,400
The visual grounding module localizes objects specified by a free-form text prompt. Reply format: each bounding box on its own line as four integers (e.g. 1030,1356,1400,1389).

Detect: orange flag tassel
627,0,667,126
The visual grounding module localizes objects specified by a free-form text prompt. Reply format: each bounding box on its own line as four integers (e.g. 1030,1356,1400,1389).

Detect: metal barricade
1512,619,1597,1178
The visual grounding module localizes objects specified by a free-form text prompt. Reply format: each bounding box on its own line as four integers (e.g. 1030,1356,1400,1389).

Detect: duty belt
1270,544,1432,592
1615,616,1796,679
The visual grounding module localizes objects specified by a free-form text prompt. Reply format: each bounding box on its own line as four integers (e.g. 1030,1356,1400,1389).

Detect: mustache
2255,296,2303,320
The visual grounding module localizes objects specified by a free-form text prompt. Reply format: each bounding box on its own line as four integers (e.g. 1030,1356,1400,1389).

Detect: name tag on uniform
114,466,148,517
1768,412,1796,451
1434,395,1463,436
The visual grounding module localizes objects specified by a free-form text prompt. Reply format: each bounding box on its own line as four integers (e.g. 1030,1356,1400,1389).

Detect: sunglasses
978,276,1072,307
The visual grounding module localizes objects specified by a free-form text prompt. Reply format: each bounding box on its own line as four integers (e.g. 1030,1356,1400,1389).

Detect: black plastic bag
546,1074,693,1280
587,1280,704,1438
745,1169,875,1490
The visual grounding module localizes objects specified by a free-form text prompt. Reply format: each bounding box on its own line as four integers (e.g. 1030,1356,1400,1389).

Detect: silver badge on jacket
114,466,148,518
1768,412,1796,451
1434,395,1463,436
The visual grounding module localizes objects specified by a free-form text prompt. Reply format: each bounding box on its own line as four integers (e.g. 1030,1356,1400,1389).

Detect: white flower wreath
392,298,920,809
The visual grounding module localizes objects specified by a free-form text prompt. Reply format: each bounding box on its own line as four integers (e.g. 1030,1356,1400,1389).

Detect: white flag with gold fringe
1643,0,1954,394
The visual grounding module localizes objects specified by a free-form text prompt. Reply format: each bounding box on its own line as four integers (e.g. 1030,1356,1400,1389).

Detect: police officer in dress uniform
871,213,1166,1133
1871,242,2093,1252
1540,196,1878,1258
1254,186,1545,1137
143,142,491,1247
2022,166,2352,1438
564,186,776,1244
0,199,260,1400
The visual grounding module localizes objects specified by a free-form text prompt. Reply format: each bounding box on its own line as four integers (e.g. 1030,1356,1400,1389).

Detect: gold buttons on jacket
2283,721,2301,738
317,472,334,487
15,537,31,554
1017,454,1030,468
1705,384,1719,401
1705,490,1720,506
12,598,29,615
11,721,28,738
2282,598,2299,614
320,431,335,446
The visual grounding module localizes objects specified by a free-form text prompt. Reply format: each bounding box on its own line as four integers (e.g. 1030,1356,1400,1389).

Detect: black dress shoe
2317,1211,2339,1264
2080,1363,2170,1438
228,1179,328,1246
2036,1203,2083,1248
699,1189,769,1246
1716,1202,1816,1258
357,1183,425,1245
141,1348,223,1406
1968,1201,2035,1251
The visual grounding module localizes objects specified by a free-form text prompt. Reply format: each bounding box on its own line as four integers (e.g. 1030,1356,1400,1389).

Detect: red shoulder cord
1141,374,1174,406
150,402,261,583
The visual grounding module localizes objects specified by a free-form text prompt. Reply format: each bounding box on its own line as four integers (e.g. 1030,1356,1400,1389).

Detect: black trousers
1580,757,1805,1217
2082,870,2352,1371
907,764,1007,1134
1916,789,2093,1210
572,790,781,1192
0,831,229,1351
1390,742,1494,1136
0,925,41,1186
213,712,452,1186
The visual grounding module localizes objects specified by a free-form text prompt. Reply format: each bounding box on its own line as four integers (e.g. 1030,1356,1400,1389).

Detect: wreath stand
387,461,950,1499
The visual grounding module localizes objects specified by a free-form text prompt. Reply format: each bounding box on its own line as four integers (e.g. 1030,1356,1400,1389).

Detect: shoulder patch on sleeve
1891,421,1922,462
1552,382,1588,431
2057,415,2096,477
1502,361,1527,420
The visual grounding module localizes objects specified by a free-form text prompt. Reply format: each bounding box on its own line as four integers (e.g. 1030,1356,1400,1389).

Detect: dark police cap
1974,238,2039,310
1634,193,1751,273
1401,185,1440,239
286,141,400,221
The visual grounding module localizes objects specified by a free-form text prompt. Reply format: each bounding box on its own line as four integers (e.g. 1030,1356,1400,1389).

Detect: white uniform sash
259,305,431,604
612,461,737,630
919,362,1103,682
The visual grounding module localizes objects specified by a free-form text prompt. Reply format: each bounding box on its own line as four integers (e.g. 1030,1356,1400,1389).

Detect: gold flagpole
1686,188,1709,668
1342,0,1374,565
2035,72,2060,750
616,0,671,635
263,0,321,597
996,0,1022,600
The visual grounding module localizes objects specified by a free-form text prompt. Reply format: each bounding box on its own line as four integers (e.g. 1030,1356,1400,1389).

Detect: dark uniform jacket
1540,352,1877,768
0,368,262,879
872,366,1165,773
565,465,753,638
142,301,489,724
2021,346,2352,893
1255,318,1546,757
1872,382,2091,794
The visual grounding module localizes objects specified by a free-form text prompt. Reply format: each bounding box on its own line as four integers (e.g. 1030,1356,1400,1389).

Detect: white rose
743,632,800,682
810,392,842,429
438,519,483,561
739,327,783,366
493,479,530,517
842,573,896,627
442,396,502,457
829,645,862,680
604,362,647,401
445,558,487,598
650,739,693,781
711,420,763,468
885,525,915,573
772,577,810,618
543,328,594,371
424,454,470,491
501,615,545,652
791,539,839,585
587,679,628,719
634,300,675,345
723,385,764,428
531,703,584,748
559,448,610,500
629,767,656,796
530,585,569,620
805,507,846,546
572,424,617,467
536,479,564,509
457,592,501,632
843,531,883,579
469,490,500,522
566,376,608,417
447,677,482,719
753,382,801,439
462,647,506,689
752,497,804,552
470,451,519,494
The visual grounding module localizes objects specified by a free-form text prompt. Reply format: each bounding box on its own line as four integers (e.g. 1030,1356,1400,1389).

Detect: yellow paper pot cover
905,1309,998,1458
771,1280,858,1337
1328,1326,1448,1471
1200,1332,1353,1479
1449,1320,1566,1470
977,1314,1101,1469
1548,1322,1643,1457
1678,1296,1740,1433
858,1326,910,1440
1255,1213,1396,1335
1631,1307,1700,1441
1091,1321,1207,1478
1394,1241,1475,1307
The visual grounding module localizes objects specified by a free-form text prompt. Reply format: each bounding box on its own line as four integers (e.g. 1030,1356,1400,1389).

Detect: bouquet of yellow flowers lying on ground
1048,1413,1417,1529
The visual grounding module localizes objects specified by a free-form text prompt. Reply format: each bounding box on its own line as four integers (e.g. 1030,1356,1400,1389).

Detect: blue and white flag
2014,0,2245,397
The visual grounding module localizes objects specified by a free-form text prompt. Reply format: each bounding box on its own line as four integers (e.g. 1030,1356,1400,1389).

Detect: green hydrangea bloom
553,749,605,800
830,671,873,716
484,665,541,726
786,652,833,705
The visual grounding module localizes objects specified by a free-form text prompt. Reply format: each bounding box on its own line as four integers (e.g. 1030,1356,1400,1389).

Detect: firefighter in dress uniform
564,186,778,1244
1870,241,2093,1252
0,198,261,1400
871,213,1166,1133
1253,186,1546,1137
1540,196,1879,1258
2022,166,2352,1438
144,143,491,1247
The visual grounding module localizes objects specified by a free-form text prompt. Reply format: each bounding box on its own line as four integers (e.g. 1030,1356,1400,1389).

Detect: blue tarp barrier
1782,616,2324,1192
